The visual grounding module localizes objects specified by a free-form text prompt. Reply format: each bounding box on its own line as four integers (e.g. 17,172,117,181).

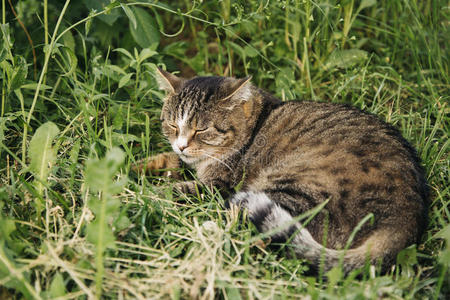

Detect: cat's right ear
155,67,184,93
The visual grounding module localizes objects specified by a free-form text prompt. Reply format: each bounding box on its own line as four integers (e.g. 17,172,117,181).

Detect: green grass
0,0,449,298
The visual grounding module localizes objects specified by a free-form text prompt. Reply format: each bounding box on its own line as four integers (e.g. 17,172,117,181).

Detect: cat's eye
194,128,208,134
194,128,210,138
167,123,178,133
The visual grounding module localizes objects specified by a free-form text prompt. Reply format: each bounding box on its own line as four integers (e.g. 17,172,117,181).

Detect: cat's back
248,100,423,179
243,100,427,248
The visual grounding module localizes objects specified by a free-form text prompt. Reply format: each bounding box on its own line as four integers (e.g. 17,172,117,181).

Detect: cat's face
157,69,254,165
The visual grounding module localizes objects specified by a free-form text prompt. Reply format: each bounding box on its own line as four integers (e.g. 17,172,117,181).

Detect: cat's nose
175,137,189,152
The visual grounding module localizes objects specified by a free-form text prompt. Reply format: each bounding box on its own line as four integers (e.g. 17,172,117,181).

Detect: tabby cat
137,68,428,274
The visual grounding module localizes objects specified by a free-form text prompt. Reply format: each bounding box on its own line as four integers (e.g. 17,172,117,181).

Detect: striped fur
231,191,397,273
140,70,428,274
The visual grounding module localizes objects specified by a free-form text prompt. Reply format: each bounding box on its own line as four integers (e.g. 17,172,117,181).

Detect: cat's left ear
155,67,185,93
221,76,253,102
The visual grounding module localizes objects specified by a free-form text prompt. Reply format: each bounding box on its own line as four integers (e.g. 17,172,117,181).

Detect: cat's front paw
174,181,199,194
132,152,182,179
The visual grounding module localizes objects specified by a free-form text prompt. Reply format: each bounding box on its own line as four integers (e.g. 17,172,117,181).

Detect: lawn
0,0,449,299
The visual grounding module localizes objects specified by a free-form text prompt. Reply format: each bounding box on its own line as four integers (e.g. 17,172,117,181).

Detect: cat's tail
231,191,400,274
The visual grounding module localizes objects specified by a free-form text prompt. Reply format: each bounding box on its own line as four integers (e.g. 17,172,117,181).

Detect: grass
0,0,449,298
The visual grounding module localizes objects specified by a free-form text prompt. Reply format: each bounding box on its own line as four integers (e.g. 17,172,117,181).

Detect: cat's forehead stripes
173,77,224,128
181,76,226,103
175,96,197,132
175,77,226,111
170,76,244,126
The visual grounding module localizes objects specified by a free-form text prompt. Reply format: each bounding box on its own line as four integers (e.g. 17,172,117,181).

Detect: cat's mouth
171,143,211,164
179,151,206,164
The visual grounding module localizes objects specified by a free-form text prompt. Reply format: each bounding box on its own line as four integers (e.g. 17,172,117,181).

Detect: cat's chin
179,154,204,165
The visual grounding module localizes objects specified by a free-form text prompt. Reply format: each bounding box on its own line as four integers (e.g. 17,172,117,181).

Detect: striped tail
230,191,398,274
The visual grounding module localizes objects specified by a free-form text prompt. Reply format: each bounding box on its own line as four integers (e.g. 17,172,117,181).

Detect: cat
135,68,428,274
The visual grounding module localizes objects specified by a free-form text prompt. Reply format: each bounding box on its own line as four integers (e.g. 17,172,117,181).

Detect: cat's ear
221,76,253,102
155,67,185,93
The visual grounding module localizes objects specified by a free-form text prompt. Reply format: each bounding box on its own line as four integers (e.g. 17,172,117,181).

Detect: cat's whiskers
199,151,233,172
219,146,244,153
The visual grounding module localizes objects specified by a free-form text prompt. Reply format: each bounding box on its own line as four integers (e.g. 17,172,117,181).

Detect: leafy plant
28,122,59,209
85,147,127,298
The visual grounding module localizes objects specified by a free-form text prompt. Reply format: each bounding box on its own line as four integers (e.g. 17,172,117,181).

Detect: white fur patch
177,110,189,132
231,191,324,255
171,110,190,154
231,191,272,212
174,136,189,152
262,204,293,231
231,191,293,231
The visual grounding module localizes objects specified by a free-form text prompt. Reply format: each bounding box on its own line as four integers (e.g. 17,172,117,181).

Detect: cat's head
156,68,259,165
